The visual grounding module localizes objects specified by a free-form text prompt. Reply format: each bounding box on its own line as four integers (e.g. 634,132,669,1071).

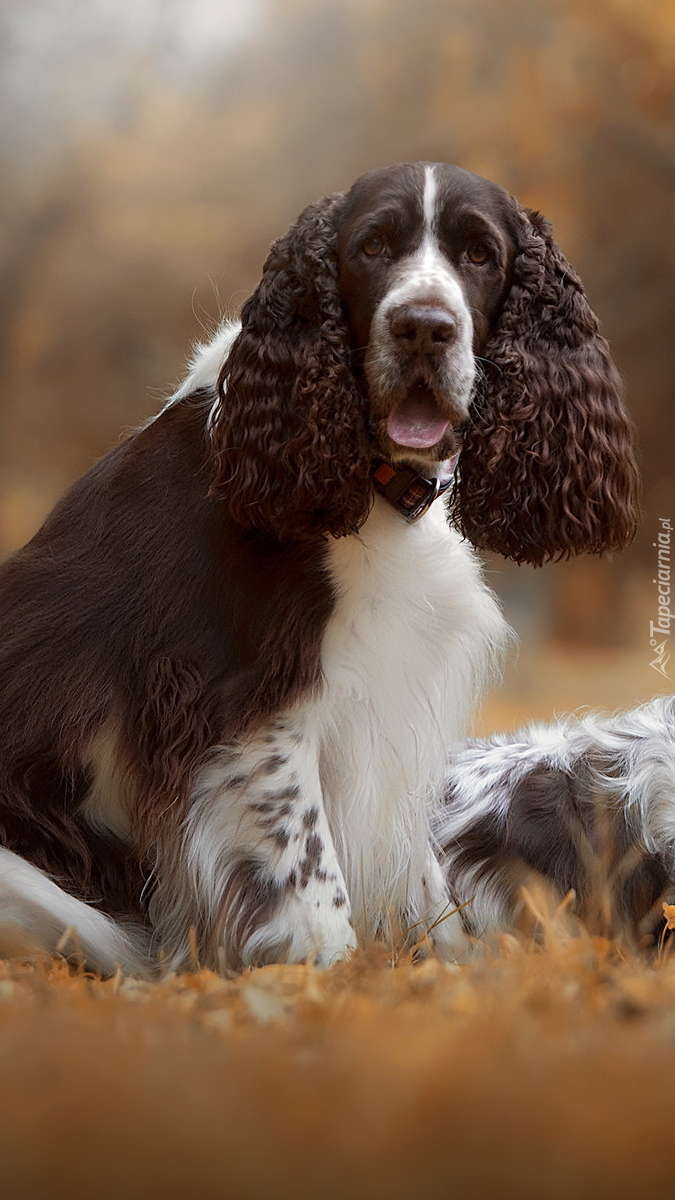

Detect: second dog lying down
438,693,675,945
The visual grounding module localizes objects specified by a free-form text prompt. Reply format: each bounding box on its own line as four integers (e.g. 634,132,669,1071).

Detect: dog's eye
361,235,387,258
466,242,492,265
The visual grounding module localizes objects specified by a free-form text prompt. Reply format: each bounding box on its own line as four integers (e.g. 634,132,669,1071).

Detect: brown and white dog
0,163,642,975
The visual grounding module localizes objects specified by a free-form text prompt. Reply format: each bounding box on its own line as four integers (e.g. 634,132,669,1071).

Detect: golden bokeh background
2,10,675,1194
1,0,674,722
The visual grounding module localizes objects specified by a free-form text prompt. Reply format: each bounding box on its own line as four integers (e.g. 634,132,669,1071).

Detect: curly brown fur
452,206,640,565
211,194,374,539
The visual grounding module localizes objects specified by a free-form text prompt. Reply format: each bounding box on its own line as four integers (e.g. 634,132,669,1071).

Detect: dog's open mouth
386,382,451,449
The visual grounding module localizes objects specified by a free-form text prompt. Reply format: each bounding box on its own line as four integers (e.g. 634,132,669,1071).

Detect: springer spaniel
0,161,653,976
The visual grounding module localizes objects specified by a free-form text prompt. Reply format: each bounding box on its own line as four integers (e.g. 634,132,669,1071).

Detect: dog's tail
0,848,152,977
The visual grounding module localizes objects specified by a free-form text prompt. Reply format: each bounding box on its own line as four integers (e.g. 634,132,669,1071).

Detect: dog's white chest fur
315,495,508,937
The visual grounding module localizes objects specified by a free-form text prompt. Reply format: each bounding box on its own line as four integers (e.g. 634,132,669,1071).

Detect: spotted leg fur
151,716,356,972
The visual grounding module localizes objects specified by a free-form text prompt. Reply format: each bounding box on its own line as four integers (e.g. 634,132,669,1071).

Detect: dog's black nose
388,305,458,351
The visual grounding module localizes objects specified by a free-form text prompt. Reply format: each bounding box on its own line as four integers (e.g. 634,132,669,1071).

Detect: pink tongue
387,396,450,449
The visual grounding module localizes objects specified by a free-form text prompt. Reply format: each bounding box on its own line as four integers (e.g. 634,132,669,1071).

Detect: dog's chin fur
386,439,460,470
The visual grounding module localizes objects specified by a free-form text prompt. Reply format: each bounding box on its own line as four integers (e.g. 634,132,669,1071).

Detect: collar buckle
372,461,453,523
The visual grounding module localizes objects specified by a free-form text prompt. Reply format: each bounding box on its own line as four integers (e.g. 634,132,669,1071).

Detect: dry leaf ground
2,936,675,1200
1,646,673,1200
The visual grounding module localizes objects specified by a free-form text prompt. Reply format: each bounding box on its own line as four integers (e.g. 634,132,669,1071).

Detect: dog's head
211,162,639,561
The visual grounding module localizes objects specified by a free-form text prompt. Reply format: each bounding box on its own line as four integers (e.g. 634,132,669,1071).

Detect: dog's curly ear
209,193,372,539
453,205,640,566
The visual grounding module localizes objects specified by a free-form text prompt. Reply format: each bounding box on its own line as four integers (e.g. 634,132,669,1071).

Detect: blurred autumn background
1,0,674,724
2,9,675,1196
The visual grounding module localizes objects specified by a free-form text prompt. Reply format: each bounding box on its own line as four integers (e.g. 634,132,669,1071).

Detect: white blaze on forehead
387,166,465,314
422,163,438,233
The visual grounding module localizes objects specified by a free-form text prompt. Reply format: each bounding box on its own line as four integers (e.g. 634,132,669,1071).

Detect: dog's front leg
151,716,356,972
